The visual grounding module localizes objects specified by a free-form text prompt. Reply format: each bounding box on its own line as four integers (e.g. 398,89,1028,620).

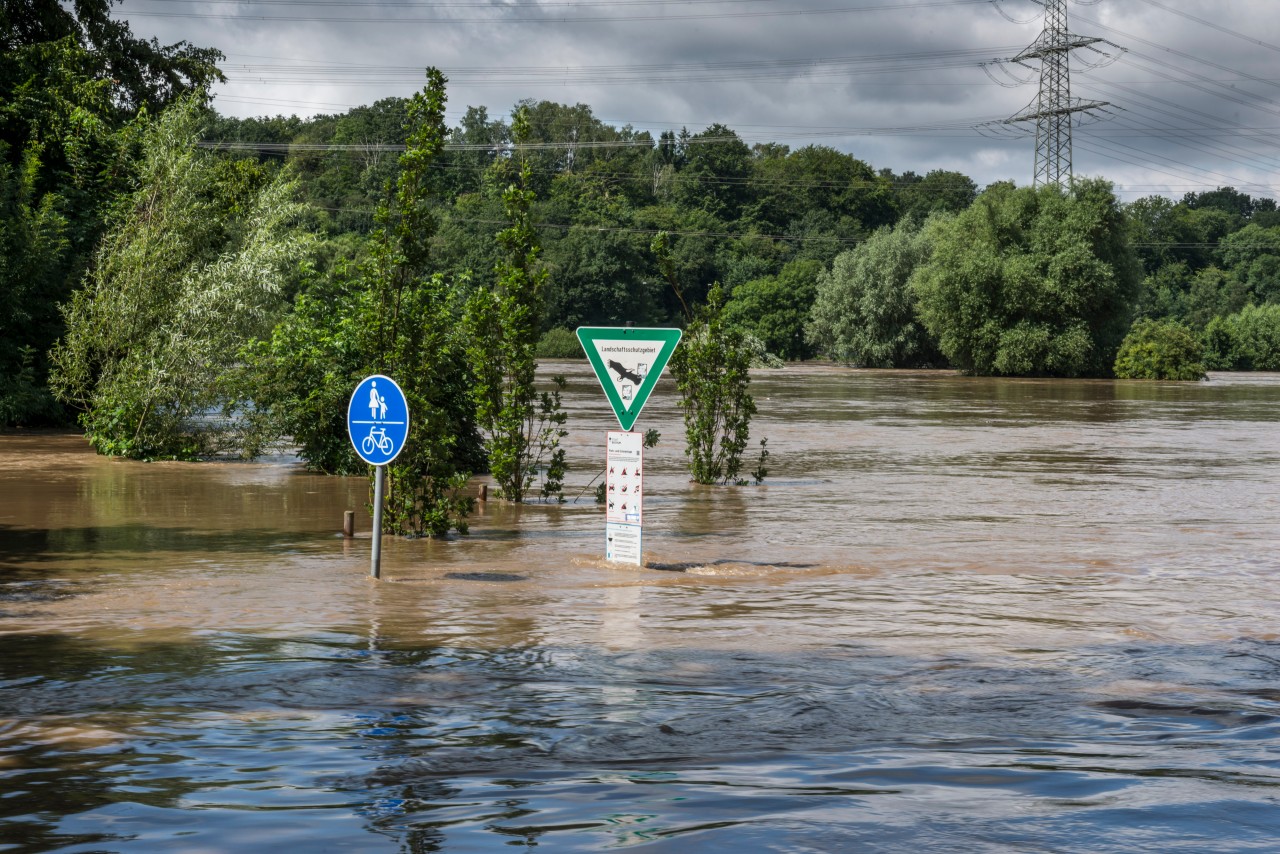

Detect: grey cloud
118,0,1280,198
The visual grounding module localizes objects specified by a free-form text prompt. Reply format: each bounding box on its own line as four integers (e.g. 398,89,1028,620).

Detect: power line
115,0,990,25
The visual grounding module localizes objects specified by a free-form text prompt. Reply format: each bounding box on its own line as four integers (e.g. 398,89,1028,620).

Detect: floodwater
3,363,1280,852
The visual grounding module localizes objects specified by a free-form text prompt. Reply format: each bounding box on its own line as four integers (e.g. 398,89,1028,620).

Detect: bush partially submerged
536,327,584,359
1113,319,1205,381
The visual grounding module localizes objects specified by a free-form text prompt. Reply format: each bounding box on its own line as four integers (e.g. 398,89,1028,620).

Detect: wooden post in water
478,483,488,503
343,510,355,538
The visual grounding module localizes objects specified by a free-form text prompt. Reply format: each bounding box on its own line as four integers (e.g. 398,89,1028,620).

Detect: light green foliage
669,283,765,486
49,97,310,458
536,328,585,359
911,180,1140,377
723,259,822,361
1202,304,1280,371
1113,319,1205,381
464,106,568,503
807,217,939,367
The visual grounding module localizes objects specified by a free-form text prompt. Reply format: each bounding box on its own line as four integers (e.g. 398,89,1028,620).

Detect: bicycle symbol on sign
362,426,394,456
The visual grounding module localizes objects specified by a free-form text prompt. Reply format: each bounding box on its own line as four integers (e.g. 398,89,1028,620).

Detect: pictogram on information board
605,430,643,526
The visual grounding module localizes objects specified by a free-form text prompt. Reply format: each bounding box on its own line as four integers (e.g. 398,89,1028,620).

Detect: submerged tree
242,69,480,537
807,217,940,367
464,106,567,502
49,96,310,458
911,179,1140,377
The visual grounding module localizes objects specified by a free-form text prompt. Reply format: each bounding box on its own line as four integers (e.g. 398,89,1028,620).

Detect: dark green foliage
341,69,479,535
723,259,822,361
1202,304,1280,371
891,169,978,220
807,218,939,367
0,4,223,426
1,0,224,117
1219,225,1280,305
1113,319,1205,381
669,283,764,486
911,180,1141,377
0,145,70,424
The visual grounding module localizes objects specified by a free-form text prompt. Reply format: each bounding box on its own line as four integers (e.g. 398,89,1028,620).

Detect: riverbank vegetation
7,2,1280,458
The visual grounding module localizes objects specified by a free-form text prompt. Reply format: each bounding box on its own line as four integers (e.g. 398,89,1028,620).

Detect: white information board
606,522,642,566
606,430,643,525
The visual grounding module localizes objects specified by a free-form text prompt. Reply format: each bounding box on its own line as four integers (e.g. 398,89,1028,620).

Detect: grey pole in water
371,464,385,579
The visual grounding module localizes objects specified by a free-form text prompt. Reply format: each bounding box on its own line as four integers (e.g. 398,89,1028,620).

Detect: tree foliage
1202,304,1280,372
1113,319,1205,381
807,218,939,367
49,97,310,458
464,107,567,503
723,259,822,361
911,180,1140,377
668,280,766,486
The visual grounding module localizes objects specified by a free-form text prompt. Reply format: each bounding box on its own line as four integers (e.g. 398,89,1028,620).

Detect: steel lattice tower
1005,0,1109,188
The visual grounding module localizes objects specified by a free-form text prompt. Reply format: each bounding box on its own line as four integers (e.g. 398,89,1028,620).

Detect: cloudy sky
112,0,1280,199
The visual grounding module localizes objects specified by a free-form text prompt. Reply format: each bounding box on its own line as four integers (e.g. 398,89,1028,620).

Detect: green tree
341,70,480,535
1113,319,1205,380
49,96,311,458
892,169,977,220
723,258,822,361
464,106,567,503
1219,224,1280,305
0,145,70,424
668,283,766,485
1202,304,1280,371
807,217,939,367
911,179,1140,377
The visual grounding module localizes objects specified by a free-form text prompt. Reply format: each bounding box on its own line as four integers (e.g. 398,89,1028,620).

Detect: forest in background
6,0,1280,440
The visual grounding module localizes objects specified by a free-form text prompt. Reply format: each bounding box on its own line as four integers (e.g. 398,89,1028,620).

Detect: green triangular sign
577,327,682,431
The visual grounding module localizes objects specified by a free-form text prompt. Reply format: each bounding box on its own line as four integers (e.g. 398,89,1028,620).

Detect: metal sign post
577,327,680,566
347,374,410,579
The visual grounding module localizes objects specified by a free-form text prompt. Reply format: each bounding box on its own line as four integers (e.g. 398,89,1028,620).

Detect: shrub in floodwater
1113,319,1206,381
669,282,768,485
536,328,585,360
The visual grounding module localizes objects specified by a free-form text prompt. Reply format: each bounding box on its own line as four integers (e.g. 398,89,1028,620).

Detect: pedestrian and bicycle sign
576,327,682,431
348,375,409,465
347,374,409,579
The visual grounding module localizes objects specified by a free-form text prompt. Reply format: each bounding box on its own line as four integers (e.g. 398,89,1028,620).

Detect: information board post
347,374,409,580
577,327,680,567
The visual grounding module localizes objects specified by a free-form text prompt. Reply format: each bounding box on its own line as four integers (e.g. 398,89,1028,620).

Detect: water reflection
2,367,1280,850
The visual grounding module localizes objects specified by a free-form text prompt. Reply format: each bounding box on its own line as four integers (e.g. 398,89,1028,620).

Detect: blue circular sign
347,374,409,465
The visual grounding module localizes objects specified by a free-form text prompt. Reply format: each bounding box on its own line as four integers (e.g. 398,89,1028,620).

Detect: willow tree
49,96,310,458
911,179,1140,377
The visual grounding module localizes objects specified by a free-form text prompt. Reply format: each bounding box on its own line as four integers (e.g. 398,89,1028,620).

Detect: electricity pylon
1003,0,1111,189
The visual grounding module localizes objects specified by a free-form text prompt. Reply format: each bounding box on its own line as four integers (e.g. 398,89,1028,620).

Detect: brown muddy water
3,363,1280,852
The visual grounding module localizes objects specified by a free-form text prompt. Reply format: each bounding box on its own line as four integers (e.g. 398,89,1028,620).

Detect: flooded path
3,364,1280,851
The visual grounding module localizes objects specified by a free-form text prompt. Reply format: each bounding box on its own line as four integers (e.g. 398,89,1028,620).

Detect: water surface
3,365,1280,851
